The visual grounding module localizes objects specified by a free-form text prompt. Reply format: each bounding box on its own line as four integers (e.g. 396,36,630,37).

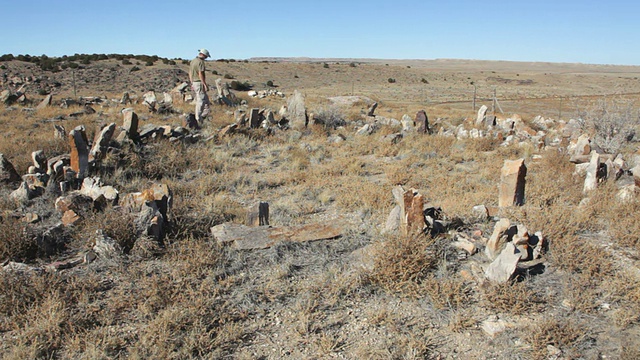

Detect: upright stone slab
499,158,526,207
583,151,601,193
287,90,306,130
0,153,21,184
249,108,261,128
476,105,488,125
122,109,139,139
89,123,116,162
36,94,52,110
68,126,89,178
403,189,425,234
415,110,430,134
367,102,378,117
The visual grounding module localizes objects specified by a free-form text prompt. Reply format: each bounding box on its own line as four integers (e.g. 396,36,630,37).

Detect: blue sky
1,0,637,65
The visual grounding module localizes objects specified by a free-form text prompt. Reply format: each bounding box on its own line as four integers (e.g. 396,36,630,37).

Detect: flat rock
211,221,343,250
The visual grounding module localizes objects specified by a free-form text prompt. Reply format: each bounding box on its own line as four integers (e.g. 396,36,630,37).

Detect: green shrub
122,59,132,65
266,80,274,87
223,73,234,79
388,78,396,83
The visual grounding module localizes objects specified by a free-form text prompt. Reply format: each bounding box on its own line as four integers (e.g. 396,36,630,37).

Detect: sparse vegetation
0,55,639,359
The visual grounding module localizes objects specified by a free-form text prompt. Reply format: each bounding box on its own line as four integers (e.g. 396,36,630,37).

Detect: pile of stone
247,89,285,99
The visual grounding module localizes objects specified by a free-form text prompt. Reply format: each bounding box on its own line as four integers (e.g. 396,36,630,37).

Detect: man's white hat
198,48,210,58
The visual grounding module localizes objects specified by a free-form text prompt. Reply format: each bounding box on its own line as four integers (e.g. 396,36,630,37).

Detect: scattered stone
79,177,119,204
485,242,521,283
55,193,94,213
22,213,40,223
10,182,34,204
142,91,157,110
356,123,376,136
499,158,526,207
287,90,307,129
182,113,199,130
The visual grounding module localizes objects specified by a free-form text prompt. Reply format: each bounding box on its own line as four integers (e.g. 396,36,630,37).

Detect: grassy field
1,57,640,359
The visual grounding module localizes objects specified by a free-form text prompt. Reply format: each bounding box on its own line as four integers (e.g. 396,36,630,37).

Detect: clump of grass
481,281,548,313
523,318,587,360
368,233,446,298
0,217,38,261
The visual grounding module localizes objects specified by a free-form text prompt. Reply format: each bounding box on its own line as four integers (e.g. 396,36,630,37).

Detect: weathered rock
89,123,116,163
69,126,89,178
367,102,378,117
211,221,343,250
481,317,509,338
62,210,81,226
10,182,33,204
287,90,306,129
452,235,477,255
472,205,489,220
383,205,401,234
476,105,488,125
356,123,376,136
46,154,70,179
485,218,513,260
120,92,131,105
583,151,602,193
485,242,521,283
122,109,139,139
249,108,261,128
0,153,21,184
401,188,425,235
568,134,591,157
182,113,199,130
22,173,47,190
79,177,118,204
31,150,47,172
142,91,157,110
22,213,40,223
219,123,238,137
415,110,430,134
36,94,52,110
499,158,526,207
401,114,414,132
55,193,94,213
136,202,164,242
92,230,121,258
53,124,66,139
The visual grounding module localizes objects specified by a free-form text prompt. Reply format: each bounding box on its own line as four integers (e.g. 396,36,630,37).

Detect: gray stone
583,151,601,193
476,105,488,125
485,242,521,283
36,94,52,110
367,102,378,117
92,230,121,258
0,153,21,184
401,114,414,132
89,123,116,163
122,109,139,139
415,110,430,134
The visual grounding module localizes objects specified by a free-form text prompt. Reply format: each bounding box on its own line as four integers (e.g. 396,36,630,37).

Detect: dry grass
2,58,640,358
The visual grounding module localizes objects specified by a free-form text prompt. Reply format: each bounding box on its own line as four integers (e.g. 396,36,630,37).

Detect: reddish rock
499,158,526,207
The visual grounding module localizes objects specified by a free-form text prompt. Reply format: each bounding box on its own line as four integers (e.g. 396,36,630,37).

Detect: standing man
189,48,211,125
